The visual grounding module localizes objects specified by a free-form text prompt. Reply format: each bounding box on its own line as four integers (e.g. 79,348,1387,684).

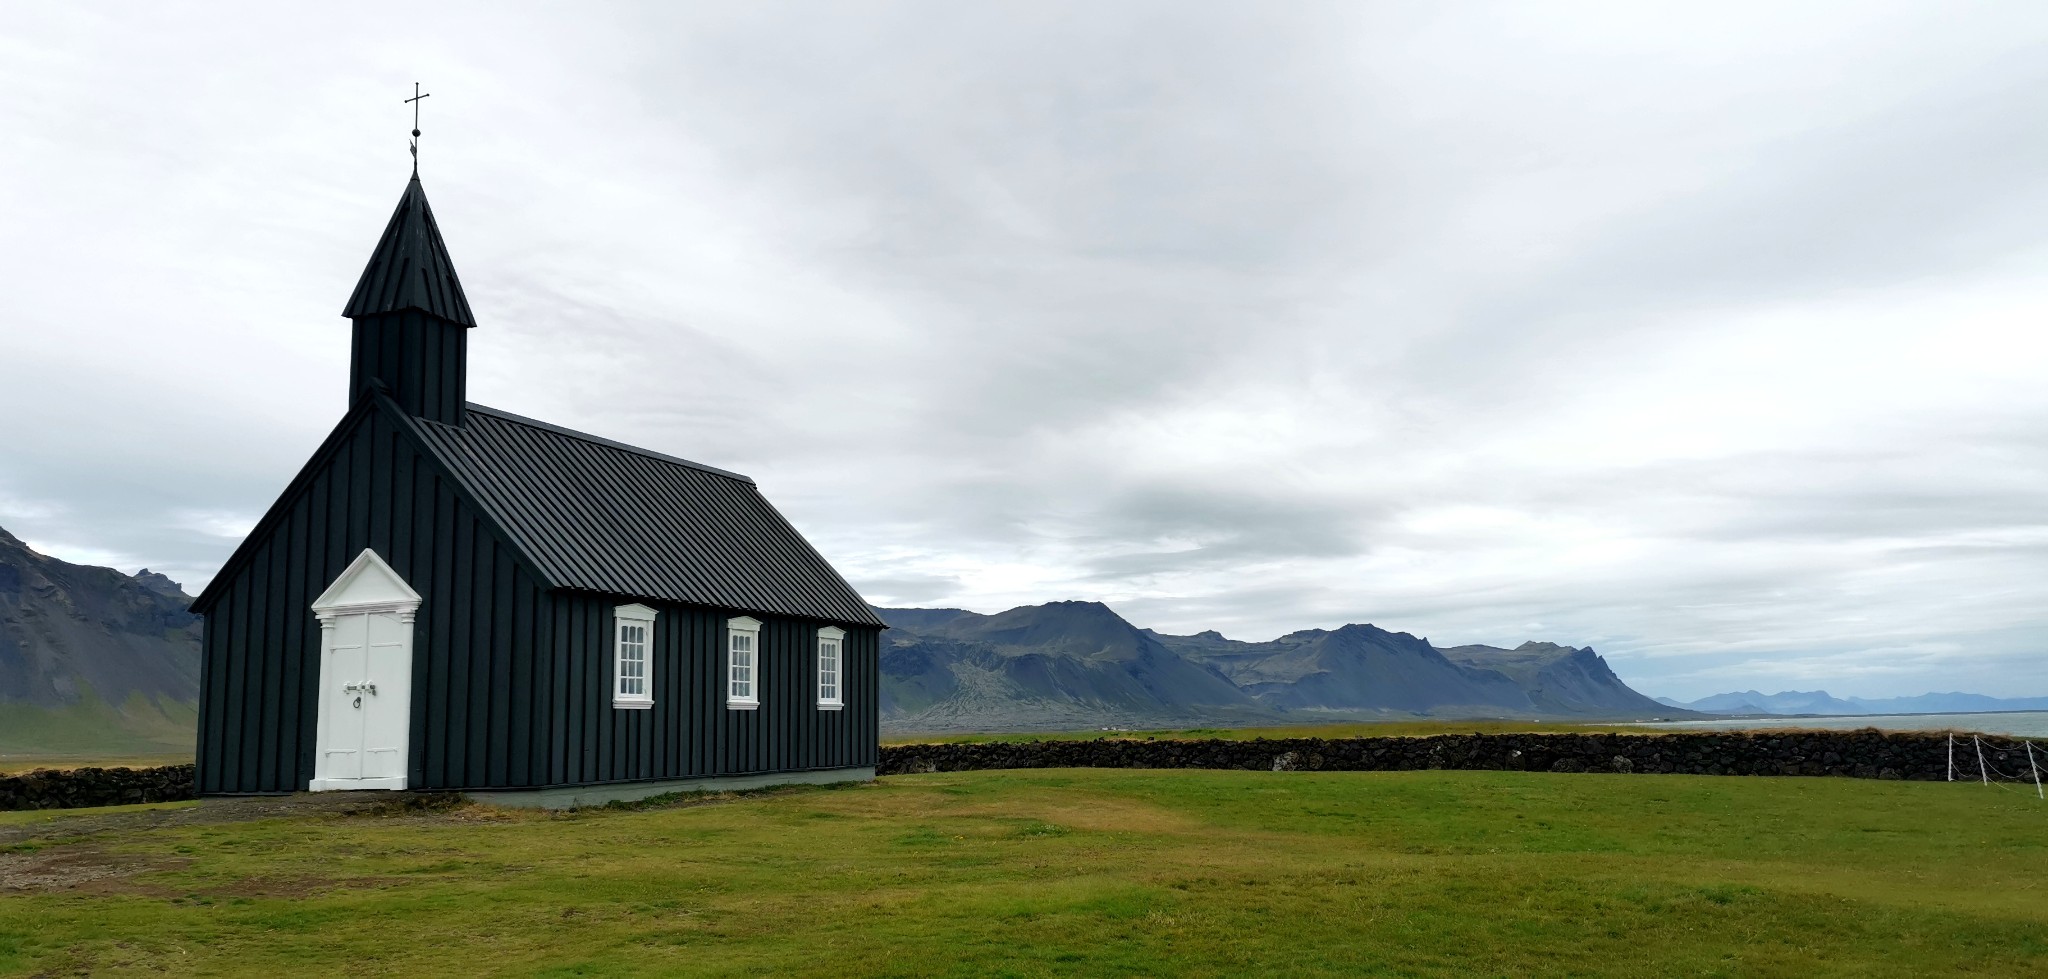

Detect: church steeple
343,175,474,425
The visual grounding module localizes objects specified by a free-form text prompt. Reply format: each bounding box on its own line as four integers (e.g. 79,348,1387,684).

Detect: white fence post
1948,733,1955,782
1975,735,1990,786
2029,741,2043,801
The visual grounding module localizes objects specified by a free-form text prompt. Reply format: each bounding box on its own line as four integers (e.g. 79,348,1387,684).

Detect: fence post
1948,733,1955,782
2029,741,2043,801
1975,735,1989,786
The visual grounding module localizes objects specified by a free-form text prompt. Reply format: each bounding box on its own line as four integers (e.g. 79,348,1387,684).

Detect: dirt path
0,791,457,848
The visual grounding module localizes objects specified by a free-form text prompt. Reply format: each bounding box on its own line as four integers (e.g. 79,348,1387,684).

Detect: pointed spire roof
342,175,476,326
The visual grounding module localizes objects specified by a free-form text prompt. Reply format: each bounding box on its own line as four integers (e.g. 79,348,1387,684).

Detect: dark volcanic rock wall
881,731,2005,782
0,764,196,810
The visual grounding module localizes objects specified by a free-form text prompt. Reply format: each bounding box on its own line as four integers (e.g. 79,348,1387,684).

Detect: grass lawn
2,770,2044,977
0,697,194,774
0,755,194,776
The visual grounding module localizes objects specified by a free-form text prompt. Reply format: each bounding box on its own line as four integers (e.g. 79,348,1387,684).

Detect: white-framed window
817,626,845,710
727,616,761,709
613,603,658,709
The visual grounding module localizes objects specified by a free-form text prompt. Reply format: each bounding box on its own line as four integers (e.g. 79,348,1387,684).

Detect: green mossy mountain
0,525,200,761
877,602,1680,732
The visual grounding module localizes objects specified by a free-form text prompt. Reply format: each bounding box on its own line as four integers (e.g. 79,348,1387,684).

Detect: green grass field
2,769,2044,976
0,696,195,774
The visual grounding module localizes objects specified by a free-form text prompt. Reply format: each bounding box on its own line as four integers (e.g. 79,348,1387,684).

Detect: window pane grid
729,630,757,702
818,638,840,703
614,617,653,704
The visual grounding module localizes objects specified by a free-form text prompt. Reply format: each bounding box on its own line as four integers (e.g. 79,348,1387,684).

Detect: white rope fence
1948,733,2046,799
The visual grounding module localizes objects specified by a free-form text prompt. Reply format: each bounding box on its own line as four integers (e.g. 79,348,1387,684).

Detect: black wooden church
190,170,884,805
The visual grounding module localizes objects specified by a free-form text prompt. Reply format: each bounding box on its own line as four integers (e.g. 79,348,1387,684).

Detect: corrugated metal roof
404,404,884,628
342,176,477,326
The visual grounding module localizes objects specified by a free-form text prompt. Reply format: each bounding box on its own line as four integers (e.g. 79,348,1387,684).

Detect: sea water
1634,711,2048,739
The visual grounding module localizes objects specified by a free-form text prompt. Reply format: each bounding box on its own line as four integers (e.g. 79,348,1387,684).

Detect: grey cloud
1,2,2043,703
850,574,967,608
1072,485,1376,580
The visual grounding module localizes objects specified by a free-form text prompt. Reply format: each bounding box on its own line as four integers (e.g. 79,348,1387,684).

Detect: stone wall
880,731,2024,782
4,731,2030,811
0,764,196,811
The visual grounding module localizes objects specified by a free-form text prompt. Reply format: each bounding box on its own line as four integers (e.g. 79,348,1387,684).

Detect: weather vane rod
405,82,430,175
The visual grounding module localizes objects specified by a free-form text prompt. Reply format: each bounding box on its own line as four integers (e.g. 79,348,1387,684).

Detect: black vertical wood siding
347,310,468,425
196,405,879,794
539,595,879,791
196,408,546,794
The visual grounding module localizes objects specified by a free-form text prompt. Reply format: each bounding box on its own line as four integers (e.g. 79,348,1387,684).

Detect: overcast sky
2,2,2043,700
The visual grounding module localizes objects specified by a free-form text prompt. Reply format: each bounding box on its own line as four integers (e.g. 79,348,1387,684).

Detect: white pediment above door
312,549,423,620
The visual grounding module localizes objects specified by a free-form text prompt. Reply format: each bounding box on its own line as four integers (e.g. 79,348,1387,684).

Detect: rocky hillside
878,602,1272,733
878,602,1680,732
1438,641,1675,716
0,525,200,761
1156,625,1529,714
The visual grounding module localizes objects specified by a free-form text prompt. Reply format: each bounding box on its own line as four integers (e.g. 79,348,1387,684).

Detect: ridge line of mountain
873,601,1688,732
14,518,2033,741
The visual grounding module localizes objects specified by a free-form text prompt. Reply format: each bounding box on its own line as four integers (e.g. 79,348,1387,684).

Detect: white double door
314,610,412,788
310,549,420,792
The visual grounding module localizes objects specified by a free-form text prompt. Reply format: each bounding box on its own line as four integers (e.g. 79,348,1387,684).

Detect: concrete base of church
463,766,876,810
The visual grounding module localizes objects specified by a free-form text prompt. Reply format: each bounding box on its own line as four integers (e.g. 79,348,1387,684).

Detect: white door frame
309,548,421,792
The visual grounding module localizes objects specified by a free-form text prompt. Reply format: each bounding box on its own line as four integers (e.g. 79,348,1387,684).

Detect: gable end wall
196,407,549,794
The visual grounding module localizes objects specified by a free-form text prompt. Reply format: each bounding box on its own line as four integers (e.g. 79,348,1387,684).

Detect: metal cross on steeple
405,82,430,174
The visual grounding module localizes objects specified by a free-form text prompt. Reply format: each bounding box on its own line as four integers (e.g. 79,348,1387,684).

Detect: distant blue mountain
1656,689,2048,716
1846,692,2048,714
1666,690,1865,715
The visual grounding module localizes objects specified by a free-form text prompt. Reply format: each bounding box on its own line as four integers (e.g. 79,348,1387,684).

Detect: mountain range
0,524,1682,754
15,514,2034,751
876,601,1680,732
1655,690,2048,716
0,525,201,762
